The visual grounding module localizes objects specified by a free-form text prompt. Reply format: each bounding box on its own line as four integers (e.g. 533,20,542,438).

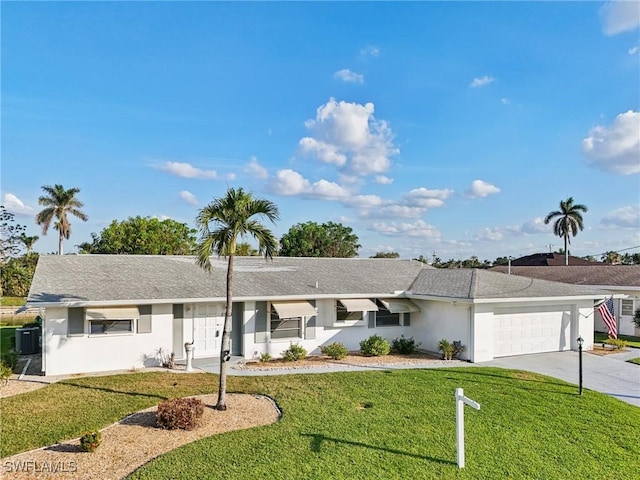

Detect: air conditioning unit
15,327,40,355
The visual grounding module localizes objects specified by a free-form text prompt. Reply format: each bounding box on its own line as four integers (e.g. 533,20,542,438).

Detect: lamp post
577,336,584,395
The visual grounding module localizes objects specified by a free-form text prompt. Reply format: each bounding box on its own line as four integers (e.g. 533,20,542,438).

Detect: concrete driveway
481,350,640,408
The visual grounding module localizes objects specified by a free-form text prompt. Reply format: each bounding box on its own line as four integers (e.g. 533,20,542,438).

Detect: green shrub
604,337,628,350
156,397,204,430
79,431,102,452
259,352,272,363
452,340,466,359
360,335,390,356
633,308,640,329
0,362,12,386
391,335,420,354
282,343,307,362
321,342,349,360
1,350,17,370
438,339,453,360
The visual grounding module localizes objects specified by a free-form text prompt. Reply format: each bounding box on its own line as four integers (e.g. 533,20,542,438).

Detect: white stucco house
27,255,610,376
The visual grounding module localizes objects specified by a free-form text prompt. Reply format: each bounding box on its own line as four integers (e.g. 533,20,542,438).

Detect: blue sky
2,1,639,261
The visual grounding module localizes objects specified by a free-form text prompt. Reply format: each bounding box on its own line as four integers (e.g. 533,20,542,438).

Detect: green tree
279,221,360,257
1,253,38,297
195,187,279,410
19,233,39,254
36,184,88,255
370,251,400,258
543,197,588,266
77,216,197,255
601,251,622,264
0,206,27,261
235,242,258,256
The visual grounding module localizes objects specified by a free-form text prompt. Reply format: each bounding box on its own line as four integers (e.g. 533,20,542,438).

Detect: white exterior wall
594,289,639,336
472,304,495,362
43,305,173,376
575,302,595,350
410,300,472,361
243,298,415,360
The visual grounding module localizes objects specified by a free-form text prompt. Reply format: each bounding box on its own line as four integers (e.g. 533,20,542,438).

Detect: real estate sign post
455,387,480,468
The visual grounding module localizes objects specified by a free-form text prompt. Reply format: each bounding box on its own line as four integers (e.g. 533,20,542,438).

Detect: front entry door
194,304,224,357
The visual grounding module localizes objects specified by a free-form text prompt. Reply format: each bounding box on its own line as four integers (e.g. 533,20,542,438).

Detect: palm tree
36,184,88,255
544,197,588,266
19,233,39,254
195,187,279,410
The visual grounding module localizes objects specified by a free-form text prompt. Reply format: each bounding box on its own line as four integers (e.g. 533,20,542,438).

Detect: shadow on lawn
440,369,577,396
301,433,456,466
57,380,168,401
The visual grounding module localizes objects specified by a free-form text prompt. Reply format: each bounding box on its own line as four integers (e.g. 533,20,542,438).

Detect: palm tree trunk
563,234,568,266
216,254,234,411
58,231,64,255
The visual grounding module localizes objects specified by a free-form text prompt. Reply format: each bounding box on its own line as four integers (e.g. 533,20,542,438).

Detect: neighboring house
490,265,640,337
508,253,603,266
28,255,609,376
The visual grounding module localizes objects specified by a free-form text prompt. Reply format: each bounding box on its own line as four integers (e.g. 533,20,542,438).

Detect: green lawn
627,358,640,365
1,369,638,479
0,297,25,307
595,331,640,348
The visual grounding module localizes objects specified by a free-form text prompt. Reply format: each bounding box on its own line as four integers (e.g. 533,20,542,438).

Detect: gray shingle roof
489,265,640,288
28,255,426,304
409,269,609,299
27,255,609,306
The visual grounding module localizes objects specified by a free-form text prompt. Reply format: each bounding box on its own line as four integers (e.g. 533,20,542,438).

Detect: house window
270,310,302,340
621,300,634,316
375,299,401,327
337,302,364,322
89,319,133,335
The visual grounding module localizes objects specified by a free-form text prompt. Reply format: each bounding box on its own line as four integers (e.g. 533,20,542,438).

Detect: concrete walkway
481,350,640,408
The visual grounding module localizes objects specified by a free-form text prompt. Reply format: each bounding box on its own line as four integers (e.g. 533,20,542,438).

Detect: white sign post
455,387,480,469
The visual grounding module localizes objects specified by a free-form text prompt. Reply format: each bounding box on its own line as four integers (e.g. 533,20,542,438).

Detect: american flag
596,297,617,339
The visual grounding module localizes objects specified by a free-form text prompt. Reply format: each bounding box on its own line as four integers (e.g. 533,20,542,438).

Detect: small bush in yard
321,342,349,360
1,350,17,370
156,397,204,431
0,362,12,386
282,343,307,362
392,335,420,354
604,337,628,350
438,339,453,360
360,335,390,356
452,341,466,359
259,352,272,363
79,431,101,452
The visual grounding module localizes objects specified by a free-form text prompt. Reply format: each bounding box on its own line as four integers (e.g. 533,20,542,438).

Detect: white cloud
360,45,380,57
474,227,504,242
334,69,364,84
629,45,639,55
243,156,268,179
2,193,34,215
466,180,501,198
582,110,640,175
370,219,441,239
600,1,640,35
375,205,425,218
470,76,495,88
406,187,453,201
265,169,349,200
374,175,393,185
501,98,510,105
265,169,310,196
299,98,399,176
600,205,640,229
518,217,550,235
343,194,385,208
474,217,550,242
179,190,198,206
157,161,217,179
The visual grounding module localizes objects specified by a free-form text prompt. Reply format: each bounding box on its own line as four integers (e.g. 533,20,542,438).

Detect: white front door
194,304,225,357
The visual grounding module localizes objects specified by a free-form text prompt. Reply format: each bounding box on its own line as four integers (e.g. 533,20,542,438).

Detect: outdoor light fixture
577,336,584,395
222,350,231,362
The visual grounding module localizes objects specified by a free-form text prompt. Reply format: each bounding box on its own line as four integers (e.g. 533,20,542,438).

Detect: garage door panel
493,305,571,357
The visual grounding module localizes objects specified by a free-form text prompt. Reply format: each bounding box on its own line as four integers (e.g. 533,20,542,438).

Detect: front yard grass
594,331,640,348
627,357,640,365
0,326,18,354
1,368,639,479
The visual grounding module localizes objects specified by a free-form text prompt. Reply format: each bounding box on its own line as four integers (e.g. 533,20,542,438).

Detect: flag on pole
596,297,617,339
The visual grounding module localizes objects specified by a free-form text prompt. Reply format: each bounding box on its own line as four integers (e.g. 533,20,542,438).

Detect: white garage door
493,305,572,357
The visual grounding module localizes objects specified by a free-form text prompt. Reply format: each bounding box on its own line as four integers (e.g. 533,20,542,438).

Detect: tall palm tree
36,184,88,255
195,187,279,411
19,233,39,254
544,197,588,266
